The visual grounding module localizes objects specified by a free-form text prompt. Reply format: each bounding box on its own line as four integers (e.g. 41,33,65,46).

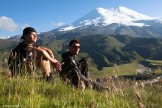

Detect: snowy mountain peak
97,6,154,25
97,6,153,20
114,6,152,20
59,6,157,31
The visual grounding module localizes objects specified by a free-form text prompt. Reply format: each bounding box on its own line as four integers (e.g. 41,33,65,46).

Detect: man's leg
41,59,54,81
41,60,51,78
32,48,53,81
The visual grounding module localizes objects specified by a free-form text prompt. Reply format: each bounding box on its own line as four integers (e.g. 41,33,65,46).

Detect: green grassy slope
0,61,162,107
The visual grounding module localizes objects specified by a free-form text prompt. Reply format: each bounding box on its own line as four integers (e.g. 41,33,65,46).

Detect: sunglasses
71,45,80,49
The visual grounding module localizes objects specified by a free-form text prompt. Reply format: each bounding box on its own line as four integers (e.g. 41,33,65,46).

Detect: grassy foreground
0,62,162,108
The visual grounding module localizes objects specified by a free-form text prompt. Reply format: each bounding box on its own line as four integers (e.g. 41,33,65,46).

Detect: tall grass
0,61,162,108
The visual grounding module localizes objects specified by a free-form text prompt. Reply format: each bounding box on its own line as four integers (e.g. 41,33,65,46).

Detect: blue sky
0,0,162,37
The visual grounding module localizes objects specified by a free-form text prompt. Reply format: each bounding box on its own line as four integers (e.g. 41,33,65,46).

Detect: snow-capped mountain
57,6,162,38
60,6,155,31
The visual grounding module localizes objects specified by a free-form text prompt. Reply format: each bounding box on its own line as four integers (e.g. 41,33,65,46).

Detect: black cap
21,27,36,39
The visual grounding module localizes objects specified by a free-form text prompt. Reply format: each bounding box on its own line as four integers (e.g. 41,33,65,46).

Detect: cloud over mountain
0,16,18,32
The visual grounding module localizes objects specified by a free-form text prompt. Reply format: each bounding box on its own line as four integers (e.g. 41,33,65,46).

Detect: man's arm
38,46,55,59
25,45,61,71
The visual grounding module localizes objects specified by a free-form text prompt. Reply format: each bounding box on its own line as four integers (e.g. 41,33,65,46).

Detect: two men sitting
8,27,106,90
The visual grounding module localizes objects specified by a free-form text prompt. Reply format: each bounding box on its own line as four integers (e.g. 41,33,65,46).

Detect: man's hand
52,62,62,72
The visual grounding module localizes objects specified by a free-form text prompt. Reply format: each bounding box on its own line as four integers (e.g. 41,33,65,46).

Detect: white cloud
51,21,65,27
0,16,18,32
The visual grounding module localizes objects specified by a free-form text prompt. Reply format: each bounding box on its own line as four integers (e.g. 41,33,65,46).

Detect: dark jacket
60,52,80,86
60,52,105,90
61,52,77,66
8,42,37,76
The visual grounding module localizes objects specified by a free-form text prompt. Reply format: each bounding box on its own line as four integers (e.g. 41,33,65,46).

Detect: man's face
69,43,80,56
24,32,37,43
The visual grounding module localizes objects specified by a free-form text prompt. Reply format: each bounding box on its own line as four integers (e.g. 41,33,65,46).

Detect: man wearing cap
8,27,61,81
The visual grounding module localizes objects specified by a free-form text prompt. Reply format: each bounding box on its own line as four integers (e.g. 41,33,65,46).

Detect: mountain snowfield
60,6,160,32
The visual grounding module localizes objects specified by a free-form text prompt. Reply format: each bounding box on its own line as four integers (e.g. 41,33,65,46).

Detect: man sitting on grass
60,39,107,91
8,27,61,81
